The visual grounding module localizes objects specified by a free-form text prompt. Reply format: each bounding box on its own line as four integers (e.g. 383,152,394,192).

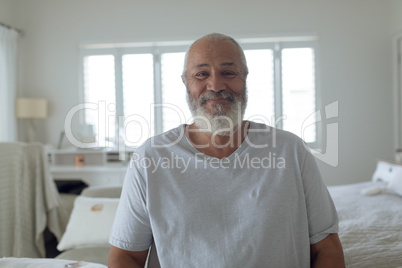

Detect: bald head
182,33,248,83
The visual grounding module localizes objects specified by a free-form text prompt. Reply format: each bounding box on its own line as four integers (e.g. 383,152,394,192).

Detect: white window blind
243,49,275,124
122,54,154,146
161,52,191,132
282,48,316,143
83,55,116,146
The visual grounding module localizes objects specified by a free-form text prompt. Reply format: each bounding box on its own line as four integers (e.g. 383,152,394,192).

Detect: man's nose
206,74,225,92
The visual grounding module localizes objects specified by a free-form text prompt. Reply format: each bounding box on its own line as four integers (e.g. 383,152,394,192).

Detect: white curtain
0,25,18,142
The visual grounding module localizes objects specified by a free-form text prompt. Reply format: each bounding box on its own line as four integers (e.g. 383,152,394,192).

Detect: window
82,55,116,145
243,49,275,125
282,47,317,143
79,37,319,148
122,54,154,146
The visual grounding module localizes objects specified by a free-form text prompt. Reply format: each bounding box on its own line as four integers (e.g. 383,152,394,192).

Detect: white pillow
388,171,402,196
372,161,402,183
57,196,119,251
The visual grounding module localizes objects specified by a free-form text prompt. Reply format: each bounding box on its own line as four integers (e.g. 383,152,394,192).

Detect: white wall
0,0,16,25
390,0,402,32
5,0,397,185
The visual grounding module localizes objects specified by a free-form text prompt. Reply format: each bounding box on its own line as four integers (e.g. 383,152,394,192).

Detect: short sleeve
301,150,339,244
109,159,153,251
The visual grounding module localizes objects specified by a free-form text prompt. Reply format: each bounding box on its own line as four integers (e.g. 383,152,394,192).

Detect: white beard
187,90,247,136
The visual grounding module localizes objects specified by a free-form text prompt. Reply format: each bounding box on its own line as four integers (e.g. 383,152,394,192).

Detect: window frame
78,37,321,149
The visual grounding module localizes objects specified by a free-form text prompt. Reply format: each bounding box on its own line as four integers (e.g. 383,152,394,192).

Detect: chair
0,142,69,258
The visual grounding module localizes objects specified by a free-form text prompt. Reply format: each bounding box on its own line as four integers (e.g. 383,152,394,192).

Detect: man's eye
222,71,236,77
195,72,209,79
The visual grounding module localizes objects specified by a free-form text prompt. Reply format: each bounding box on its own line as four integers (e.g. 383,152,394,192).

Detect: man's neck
185,121,249,159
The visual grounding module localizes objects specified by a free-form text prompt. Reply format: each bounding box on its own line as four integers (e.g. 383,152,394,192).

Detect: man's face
183,38,247,135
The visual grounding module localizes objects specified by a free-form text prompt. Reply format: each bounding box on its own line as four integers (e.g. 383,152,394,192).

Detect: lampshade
16,98,48,118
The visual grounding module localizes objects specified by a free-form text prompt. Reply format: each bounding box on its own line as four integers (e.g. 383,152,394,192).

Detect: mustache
199,91,235,106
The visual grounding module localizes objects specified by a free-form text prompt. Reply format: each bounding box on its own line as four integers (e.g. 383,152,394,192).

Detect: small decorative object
75,155,85,166
80,124,96,143
91,204,104,212
64,261,87,268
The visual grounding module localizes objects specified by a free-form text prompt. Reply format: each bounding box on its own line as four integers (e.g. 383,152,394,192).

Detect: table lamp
15,98,48,142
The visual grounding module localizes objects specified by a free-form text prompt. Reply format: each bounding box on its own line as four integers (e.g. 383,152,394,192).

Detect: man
108,33,345,267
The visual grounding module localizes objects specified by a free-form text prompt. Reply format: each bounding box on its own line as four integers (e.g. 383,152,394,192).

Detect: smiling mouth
199,91,235,106
207,98,230,103
201,97,233,106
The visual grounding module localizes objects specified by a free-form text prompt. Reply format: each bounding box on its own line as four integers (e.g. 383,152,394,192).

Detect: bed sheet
328,181,402,268
0,258,107,268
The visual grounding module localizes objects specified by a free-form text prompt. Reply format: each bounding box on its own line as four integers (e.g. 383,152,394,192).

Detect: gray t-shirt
109,122,338,268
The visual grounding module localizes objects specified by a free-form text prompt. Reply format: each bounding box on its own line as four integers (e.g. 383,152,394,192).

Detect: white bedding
0,258,107,268
0,143,69,258
328,181,402,268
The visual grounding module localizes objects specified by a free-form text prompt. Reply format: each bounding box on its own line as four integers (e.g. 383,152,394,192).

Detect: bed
328,180,402,268
328,159,402,268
